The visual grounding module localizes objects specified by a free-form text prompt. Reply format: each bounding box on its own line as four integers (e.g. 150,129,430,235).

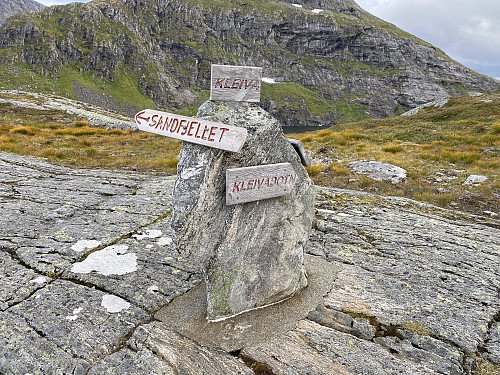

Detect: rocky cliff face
0,0,45,26
0,0,499,125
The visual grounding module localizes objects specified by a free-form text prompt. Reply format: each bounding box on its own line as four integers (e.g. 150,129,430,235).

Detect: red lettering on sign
201,126,209,140
219,128,229,142
244,80,253,89
170,118,179,133
233,181,242,192
150,114,158,127
193,122,201,138
135,111,150,125
164,117,173,132
215,78,226,88
208,126,217,142
231,79,241,88
185,121,194,137
223,79,230,89
155,116,164,129
277,176,284,185
247,180,254,190
180,120,188,135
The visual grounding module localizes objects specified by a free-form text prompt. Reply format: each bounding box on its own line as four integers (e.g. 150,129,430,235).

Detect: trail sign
226,163,297,205
135,109,247,153
210,64,263,102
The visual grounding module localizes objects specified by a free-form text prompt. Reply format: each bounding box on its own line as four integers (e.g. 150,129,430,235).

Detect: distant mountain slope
0,0,45,26
0,0,499,126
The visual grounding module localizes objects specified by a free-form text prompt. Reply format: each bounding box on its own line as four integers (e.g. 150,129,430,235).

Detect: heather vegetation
0,94,498,217
295,95,500,216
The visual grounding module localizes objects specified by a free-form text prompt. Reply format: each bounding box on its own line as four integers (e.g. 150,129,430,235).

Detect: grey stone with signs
171,101,315,321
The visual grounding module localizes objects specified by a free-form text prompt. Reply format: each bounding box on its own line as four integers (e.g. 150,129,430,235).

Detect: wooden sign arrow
135,109,247,152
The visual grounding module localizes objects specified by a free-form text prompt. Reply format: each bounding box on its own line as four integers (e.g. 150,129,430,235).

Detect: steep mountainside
0,0,499,126
0,0,45,26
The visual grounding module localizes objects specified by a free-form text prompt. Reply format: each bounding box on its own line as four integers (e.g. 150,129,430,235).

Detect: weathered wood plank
135,109,247,152
226,163,297,205
210,64,263,102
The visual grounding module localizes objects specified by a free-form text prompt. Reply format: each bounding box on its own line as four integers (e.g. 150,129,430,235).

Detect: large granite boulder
171,101,316,321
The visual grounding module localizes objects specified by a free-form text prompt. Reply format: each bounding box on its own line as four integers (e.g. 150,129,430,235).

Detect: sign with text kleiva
226,163,297,205
135,109,247,152
210,64,263,102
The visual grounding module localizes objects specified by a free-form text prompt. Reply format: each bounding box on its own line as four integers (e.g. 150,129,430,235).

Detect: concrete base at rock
171,101,315,321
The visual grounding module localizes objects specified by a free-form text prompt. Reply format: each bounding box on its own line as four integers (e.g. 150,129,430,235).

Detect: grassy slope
293,94,499,217
1,92,498,218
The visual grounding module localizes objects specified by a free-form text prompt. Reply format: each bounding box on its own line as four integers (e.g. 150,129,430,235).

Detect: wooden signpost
135,109,248,153
226,163,297,205
210,64,263,102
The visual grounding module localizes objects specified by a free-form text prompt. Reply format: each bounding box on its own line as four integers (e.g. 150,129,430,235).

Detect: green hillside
0,0,499,127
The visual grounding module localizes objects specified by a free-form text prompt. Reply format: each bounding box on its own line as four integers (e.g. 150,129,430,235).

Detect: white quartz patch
31,276,47,284
158,237,173,246
312,8,323,13
133,229,162,240
262,77,276,84
71,240,102,253
101,294,130,313
147,285,159,292
70,245,137,276
292,3,303,7
66,306,84,321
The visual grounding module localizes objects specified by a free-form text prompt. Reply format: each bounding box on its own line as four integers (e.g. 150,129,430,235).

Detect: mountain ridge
0,0,499,126
0,0,45,26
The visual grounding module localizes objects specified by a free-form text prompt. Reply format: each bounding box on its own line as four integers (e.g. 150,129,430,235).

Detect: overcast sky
356,0,500,80
37,0,499,80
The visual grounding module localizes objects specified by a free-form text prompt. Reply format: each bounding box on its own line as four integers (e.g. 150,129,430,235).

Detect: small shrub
42,148,66,159
73,120,89,127
341,129,366,140
306,164,328,176
382,144,404,153
0,135,16,143
456,119,478,125
54,128,100,136
107,129,127,135
10,126,38,135
443,151,481,164
85,148,98,157
165,158,179,168
329,162,350,176
492,123,500,134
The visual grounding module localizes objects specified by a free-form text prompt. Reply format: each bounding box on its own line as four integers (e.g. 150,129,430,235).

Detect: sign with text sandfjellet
210,64,263,102
226,163,297,205
135,109,247,153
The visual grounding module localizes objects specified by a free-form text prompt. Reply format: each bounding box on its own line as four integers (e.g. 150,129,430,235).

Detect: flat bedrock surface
0,152,499,374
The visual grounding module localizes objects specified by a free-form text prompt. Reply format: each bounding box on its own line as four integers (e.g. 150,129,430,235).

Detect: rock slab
171,101,315,321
